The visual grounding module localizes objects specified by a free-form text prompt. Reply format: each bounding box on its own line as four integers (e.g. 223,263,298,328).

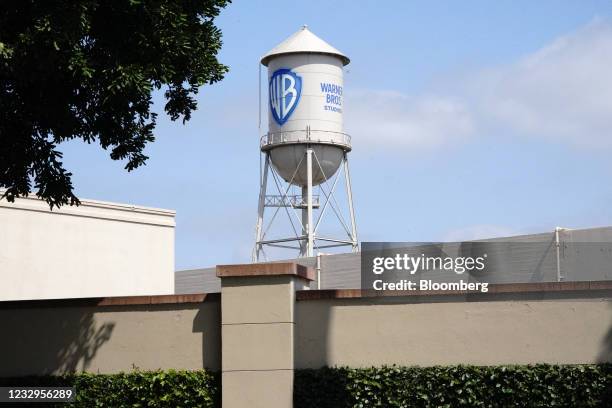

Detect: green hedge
294,365,612,408
3,365,611,407
0,370,220,408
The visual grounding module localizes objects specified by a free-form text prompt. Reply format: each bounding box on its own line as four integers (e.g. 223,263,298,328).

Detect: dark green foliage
4,365,610,407
294,366,351,406
0,0,230,208
0,370,220,407
294,365,612,408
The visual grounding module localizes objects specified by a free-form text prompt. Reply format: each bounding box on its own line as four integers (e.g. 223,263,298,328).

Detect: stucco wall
2,280,611,379
295,294,612,368
0,194,175,301
0,296,220,376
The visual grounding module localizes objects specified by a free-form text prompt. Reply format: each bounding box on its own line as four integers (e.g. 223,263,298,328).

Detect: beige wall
0,299,220,376
0,195,175,301
296,296,612,368
1,278,611,383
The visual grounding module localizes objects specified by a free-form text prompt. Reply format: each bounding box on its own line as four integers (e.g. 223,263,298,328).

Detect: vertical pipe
316,252,322,289
306,148,314,257
344,152,358,252
252,153,270,262
555,227,563,282
258,62,262,133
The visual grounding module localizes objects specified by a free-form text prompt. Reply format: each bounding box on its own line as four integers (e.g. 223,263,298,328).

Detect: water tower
253,26,358,261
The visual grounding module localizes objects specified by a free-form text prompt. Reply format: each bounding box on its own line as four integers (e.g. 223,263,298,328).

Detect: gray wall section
175,255,361,293
319,252,361,289
561,227,612,281
175,226,612,294
175,267,220,294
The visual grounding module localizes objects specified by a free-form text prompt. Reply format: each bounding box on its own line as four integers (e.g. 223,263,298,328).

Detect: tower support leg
343,152,358,252
300,185,307,256
252,153,270,262
306,147,314,257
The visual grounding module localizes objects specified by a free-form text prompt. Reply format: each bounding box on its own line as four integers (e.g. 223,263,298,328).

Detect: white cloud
346,19,612,150
475,19,612,147
345,90,474,149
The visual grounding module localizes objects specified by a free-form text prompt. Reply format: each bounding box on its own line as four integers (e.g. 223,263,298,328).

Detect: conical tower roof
261,25,350,66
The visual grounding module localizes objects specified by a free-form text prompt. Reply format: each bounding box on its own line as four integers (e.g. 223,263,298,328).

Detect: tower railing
260,129,352,151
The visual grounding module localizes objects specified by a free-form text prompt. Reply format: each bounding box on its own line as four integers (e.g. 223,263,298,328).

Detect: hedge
0,370,220,408
2,365,610,407
294,365,612,408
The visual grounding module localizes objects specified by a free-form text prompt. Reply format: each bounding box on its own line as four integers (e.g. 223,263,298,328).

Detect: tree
0,0,230,208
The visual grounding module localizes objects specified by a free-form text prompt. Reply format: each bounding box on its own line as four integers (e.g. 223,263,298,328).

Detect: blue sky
59,1,612,270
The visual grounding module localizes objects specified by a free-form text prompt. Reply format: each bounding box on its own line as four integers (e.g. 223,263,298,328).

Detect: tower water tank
254,26,357,260
261,25,351,185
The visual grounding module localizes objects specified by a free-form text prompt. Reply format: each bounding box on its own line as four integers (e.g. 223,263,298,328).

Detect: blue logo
269,68,302,126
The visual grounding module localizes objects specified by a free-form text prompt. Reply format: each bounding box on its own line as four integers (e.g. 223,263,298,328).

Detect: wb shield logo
269,68,302,126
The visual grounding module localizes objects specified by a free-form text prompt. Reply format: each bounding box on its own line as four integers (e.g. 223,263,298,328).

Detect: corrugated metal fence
175,226,612,294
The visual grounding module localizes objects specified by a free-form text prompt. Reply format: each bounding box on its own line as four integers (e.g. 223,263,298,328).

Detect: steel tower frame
252,146,358,261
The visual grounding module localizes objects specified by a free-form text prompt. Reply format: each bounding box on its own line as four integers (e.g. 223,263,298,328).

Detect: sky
58,0,612,271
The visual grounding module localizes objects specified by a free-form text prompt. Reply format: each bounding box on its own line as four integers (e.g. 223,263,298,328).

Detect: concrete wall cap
0,293,219,309
216,262,315,281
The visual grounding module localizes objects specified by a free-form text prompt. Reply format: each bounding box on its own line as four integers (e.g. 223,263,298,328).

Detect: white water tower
253,26,358,260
